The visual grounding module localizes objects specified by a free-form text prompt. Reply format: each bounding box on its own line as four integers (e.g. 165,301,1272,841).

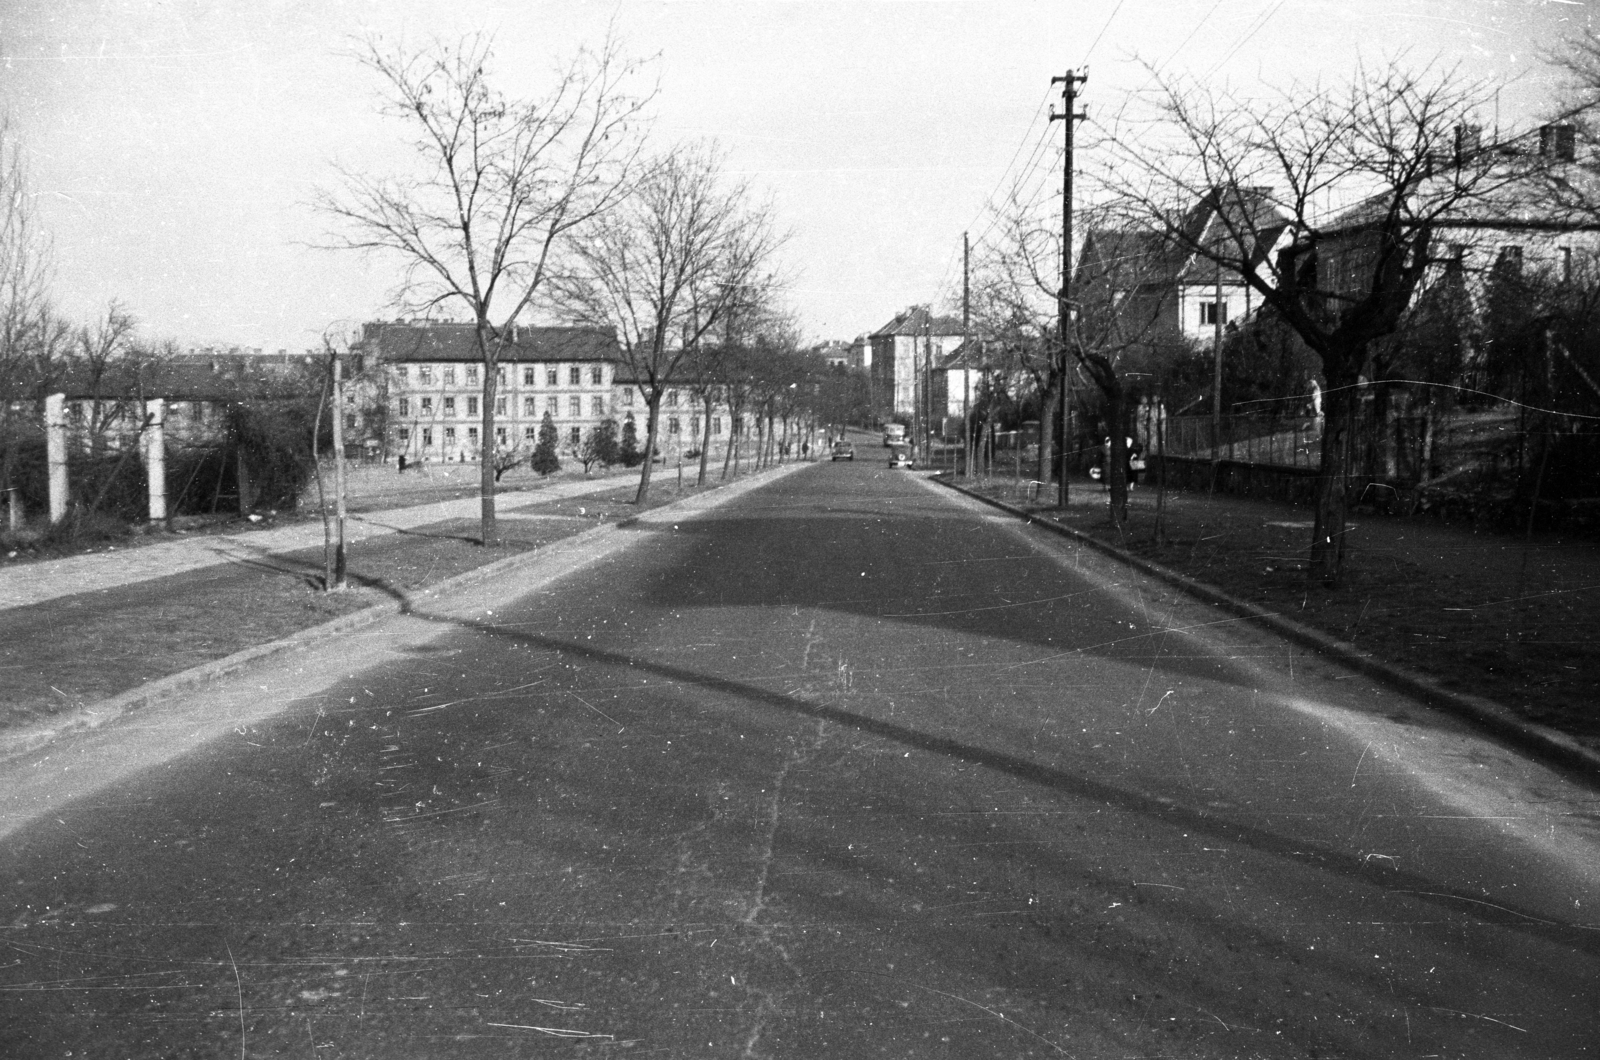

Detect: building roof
870,306,966,339
57,353,319,402
365,322,621,363
933,338,1005,372
1077,186,1291,294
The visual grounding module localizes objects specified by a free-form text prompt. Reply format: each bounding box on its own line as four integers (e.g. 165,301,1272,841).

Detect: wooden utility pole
962,231,972,478
1050,69,1087,508
1212,257,1224,487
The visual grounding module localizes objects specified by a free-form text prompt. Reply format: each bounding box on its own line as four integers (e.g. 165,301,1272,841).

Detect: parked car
831,440,855,461
887,442,913,469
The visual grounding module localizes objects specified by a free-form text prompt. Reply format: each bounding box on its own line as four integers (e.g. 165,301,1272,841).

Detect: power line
1202,0,1288,81
1080,0,1127,65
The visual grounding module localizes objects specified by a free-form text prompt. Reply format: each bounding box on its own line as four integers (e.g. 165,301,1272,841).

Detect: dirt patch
959,476,1600,754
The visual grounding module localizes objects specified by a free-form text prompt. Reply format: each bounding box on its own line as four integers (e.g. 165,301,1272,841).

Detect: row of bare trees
320,33,790,543
966,42,1600,585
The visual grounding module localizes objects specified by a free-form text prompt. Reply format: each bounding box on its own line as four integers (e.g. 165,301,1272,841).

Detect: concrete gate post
144,397,166,524
45,393,68,524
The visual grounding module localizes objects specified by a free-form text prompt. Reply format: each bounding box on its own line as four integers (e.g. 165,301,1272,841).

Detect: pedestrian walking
398,454,407,473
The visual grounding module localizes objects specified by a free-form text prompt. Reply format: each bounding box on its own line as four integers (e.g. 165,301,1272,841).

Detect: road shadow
397,598,1600,959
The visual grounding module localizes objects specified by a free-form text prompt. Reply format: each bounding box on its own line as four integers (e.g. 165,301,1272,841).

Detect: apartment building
365,322,620,462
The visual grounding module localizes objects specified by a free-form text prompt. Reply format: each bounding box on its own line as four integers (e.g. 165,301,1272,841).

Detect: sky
0,0,1590,352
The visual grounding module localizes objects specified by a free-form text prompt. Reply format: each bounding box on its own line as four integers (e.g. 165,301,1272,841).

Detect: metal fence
1155,414,1321,470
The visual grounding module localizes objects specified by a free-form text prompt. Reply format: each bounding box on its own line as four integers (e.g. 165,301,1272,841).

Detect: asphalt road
3,458,1599,1058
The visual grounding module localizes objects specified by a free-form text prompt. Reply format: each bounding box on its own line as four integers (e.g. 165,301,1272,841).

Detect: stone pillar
45,393,68,524
144,397,166,524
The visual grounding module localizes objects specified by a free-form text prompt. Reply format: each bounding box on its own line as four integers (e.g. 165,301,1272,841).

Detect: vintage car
831,440,855,461
887,442,914,469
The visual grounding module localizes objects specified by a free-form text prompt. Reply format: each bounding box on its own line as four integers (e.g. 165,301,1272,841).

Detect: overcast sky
0,0,1587,352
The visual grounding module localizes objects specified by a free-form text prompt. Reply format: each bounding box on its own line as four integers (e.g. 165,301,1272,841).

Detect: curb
0,463,808,764
933,475,1600,784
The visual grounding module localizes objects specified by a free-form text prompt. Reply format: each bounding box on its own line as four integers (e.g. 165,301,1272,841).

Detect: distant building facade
364,322,620,463
869,306,966,417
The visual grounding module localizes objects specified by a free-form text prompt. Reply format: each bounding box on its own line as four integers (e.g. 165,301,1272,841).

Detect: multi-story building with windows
608,365,754,462
363,322,620,462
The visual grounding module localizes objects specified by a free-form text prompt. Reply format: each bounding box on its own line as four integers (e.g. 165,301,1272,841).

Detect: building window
1199,301,1227,326
546,368,558,386
467,427,479,444
467,396,479,415
399,427,410,445
711,417,722,436
523,367,537,385
418,367,433,385
591,396,604,416
546,395,559,412
495,427,506,444
621,389,634,407
396,366,409,381
1497,245,1523,272
497,367,506,385
444,427,456,444
568,396,581,417
590,366,603,385
192,401,207,423
443,367,456,385
668,416,680,434
443,396,456,417
569,426,581,445
569,365,581,386
466,366,479,385
667,389,679,407
420,396,434,414
344,412,357,430
690,415,699,437
397,397,410,417
524,396,538,415
524,426,536,441
495,397,506,415
422,427,433,447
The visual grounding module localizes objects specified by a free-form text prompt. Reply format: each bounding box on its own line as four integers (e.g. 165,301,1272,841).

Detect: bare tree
0,116,70,522
320,33,651,544
1096,62,1518,584
552,142,783,504
971,184,1185,524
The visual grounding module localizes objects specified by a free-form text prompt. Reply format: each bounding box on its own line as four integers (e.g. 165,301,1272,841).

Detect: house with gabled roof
1077,186,1293,349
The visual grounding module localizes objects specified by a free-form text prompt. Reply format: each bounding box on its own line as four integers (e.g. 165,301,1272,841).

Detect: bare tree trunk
1036,377,1057,487
1309,360,1360,586
311,371,334,591
697,392,714,486
635,393,662,504
477,322,500,546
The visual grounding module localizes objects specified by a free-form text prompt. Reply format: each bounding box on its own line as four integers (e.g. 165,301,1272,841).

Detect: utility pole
962,231,971,478
1212,257,1224,486
1051,68,1087,508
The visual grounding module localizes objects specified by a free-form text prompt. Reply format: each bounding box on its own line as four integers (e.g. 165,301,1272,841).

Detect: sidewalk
0,476,628,612
947,473,1600,769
